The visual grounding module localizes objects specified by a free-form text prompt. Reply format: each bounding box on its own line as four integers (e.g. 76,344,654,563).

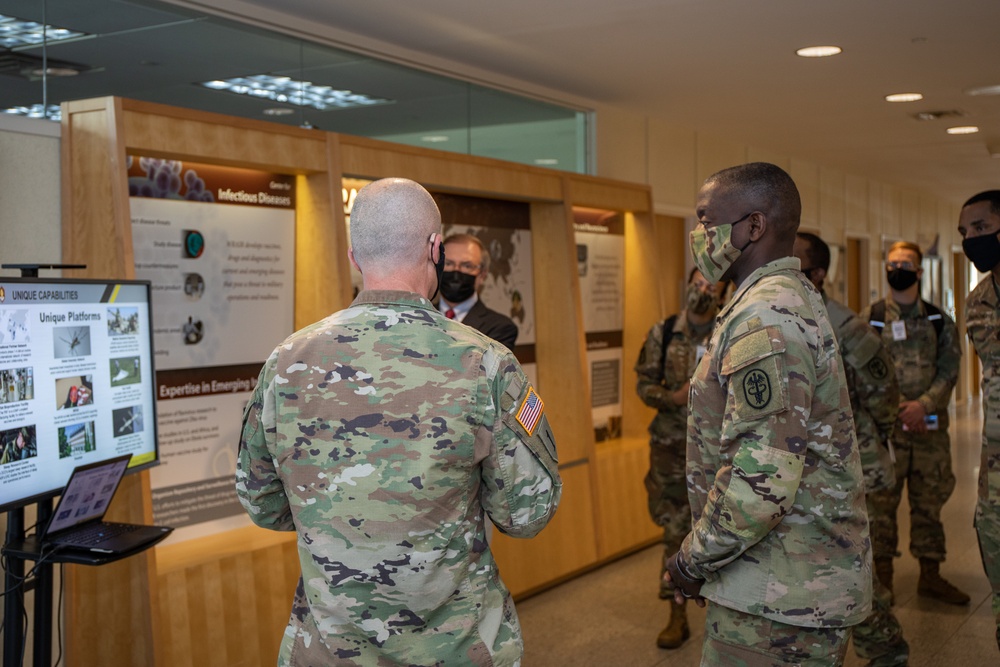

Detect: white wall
0,116,62,278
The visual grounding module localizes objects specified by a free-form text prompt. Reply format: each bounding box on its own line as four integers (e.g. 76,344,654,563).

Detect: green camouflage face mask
689,213,752,284
685,283,719,315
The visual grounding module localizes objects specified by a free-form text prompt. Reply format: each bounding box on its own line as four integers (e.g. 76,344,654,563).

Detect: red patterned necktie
446,308,455,319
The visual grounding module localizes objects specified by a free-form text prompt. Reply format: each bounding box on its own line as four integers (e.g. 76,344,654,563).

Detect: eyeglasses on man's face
444,260,482,274
885,260,917,272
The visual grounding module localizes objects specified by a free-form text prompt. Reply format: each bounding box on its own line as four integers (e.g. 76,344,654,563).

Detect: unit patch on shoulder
515,386,545,436
742,368,772,409
867,357,889,380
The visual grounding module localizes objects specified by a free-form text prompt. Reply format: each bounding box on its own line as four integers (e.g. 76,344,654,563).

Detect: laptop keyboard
62,522,140,546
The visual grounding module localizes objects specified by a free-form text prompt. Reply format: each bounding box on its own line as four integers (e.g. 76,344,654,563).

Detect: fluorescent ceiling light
534,158,559,165
199,75,392,111
0,13,87,49
966,84,1000,97
885,93,923,103
420,135,449,143
796,45,842,58
946,126,979,135
262,107,294,116
3,104,61,121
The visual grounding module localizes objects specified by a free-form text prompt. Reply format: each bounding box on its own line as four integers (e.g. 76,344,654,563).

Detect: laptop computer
42,454,172,554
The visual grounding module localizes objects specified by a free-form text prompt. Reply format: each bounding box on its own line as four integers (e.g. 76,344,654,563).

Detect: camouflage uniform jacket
860,297,960,419
236,290,562,667
966,276,1000,507
635,310,712,444
824,294,900,493
682,257,871,627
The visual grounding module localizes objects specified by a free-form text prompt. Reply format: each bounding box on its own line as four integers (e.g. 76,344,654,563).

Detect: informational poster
342,179,538,385
130,156,295,541
574,208,625,442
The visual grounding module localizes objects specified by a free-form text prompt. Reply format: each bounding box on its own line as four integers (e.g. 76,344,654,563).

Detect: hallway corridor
516,400,997,666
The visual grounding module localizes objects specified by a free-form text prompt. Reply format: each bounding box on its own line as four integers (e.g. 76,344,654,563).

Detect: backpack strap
868,300,887,330
868,298,943,338
923,300,944,338
660,313,680,370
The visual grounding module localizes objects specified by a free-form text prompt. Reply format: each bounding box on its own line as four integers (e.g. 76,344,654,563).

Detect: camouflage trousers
851,497,909,666
645,436,691,594
870,427,955,561
702,604,851,666
975,499,1000,651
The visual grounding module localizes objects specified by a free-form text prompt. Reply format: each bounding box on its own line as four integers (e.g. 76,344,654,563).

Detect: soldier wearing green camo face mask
635,267,721,650
236,177,562,667
666,162,871,667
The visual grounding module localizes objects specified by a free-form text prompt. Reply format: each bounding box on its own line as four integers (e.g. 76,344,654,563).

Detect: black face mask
439,271,477,303
886,268,919,291
429,241,446,301
963,233,1000,273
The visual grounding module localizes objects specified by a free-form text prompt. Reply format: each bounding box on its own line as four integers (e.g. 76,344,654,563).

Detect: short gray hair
350,178,442,270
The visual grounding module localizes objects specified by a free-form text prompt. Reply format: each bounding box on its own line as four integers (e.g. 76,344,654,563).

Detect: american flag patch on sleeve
515,386,545,435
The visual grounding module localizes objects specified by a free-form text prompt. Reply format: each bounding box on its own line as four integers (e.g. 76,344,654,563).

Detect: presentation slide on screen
0,281,156,510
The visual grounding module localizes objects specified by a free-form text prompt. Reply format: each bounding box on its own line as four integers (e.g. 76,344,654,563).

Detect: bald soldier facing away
665,163,871,666
236,177,562,666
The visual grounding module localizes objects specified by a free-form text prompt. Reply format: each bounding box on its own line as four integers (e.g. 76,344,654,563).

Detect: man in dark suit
439,233,518,349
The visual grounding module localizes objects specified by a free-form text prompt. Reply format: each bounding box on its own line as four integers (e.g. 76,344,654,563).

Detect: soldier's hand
671,382,691,407
898,400,927,433
664,552,706,607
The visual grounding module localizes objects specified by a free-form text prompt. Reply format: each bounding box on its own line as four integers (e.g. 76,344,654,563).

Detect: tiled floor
516,400,998,666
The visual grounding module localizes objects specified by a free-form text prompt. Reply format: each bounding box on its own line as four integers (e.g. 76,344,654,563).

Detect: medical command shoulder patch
516,386,545,435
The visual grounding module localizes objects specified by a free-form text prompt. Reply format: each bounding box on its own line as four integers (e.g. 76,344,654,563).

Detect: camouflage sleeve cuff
917,395,936,415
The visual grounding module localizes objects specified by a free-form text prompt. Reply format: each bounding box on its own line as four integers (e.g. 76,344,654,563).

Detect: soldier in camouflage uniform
635,267,720,649
794,232,909,666
861,240,969,606
665,163,871,666
959,189,1000,651
236,178,562,667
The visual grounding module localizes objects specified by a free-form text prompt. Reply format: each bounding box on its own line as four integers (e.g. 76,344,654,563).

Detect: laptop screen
45,454,131,536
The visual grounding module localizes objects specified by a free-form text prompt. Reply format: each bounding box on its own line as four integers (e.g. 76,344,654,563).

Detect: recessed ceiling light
420,135,449,143
966,84,1000,97
795,45,842,58
199,75,392,111
885,93,923,103
262,107,294,116
534,158,559,165
946,126,979,135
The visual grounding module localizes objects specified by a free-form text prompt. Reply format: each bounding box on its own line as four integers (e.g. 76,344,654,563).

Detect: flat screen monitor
0,278,158,513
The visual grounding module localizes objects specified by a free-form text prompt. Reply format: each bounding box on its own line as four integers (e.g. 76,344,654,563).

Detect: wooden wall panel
789,159,820,230
819,166,846,239
119,100,328,173
593,436,661,559
294,137,351,327
648,120,697,211
156,528,299,667
529,197,593,466
490,463,598,596
845,174,869,234
339,135,564,202
622,211,663,441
